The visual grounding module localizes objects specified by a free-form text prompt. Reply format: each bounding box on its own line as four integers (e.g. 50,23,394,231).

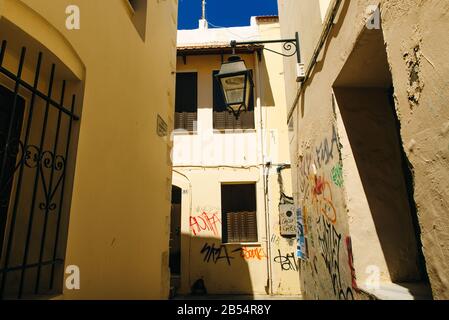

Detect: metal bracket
230,32,305,82
231,32,302,63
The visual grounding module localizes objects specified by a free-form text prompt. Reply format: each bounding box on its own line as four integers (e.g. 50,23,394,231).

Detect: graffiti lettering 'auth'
234,247,267,260
200,243,233,266
274,250,298,272
190,212,221,236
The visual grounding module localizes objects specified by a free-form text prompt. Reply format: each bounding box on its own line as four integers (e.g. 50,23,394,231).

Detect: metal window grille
0,40,80,299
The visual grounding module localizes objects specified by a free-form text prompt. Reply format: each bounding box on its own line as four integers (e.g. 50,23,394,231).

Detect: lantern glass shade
216,56,254,117
220,75,245,105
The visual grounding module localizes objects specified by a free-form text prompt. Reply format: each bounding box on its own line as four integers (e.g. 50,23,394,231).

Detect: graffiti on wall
190,210,222,236
296,126,356,300
271,234,280,246
274,250,298,272
315,125,339,169
311,175,337,224
316,215,353,300
200,243,233,266
200,243,268,266
346,236,358,290
234,247,267,260
331,163,344,188
298,126,339,193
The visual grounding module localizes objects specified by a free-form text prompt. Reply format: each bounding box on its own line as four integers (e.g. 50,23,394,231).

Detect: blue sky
178,0,279,30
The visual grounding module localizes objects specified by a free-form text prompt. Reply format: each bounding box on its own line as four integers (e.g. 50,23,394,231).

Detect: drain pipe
254,51,274,295
287,0,343,123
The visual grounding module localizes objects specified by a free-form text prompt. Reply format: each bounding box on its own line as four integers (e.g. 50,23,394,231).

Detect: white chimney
199,0,208,30
199,19,208,30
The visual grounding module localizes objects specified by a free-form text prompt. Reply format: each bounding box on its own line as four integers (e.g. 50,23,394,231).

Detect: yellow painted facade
172,17,301,296
0,0,178,299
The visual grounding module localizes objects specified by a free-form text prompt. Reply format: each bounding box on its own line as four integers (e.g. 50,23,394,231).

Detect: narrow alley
0,0,447,306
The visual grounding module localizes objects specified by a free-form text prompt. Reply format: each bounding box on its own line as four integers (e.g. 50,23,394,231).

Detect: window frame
221,183,258,244
174,72,198,132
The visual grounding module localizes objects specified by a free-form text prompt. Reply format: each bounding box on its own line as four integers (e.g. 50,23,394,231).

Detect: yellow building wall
173,20,301,296
1,0,178,299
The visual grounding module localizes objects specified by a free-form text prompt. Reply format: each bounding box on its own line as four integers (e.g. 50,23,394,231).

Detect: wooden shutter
174,112,183,130
185,112,196,131
243,211,258,242
226,211,258,243
221,184,257,243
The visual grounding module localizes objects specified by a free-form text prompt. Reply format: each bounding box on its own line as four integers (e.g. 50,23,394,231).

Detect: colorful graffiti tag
296,126,356,300
331,163,344,187
316,215,354,299
190,211,222,236
234,247,267,260
200,243,268,266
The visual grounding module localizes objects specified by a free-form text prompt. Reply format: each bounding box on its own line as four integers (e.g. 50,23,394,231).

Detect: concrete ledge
360,282,433,300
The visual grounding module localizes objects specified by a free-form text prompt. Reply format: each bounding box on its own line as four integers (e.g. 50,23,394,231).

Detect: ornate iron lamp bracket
230,32,302,63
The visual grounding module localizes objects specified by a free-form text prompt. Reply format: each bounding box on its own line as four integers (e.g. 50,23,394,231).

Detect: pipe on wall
254,51,274,295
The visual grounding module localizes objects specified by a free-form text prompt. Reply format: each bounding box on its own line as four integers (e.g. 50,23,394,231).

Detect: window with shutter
221,184,258,243
175,72,198,132
213,71,255,131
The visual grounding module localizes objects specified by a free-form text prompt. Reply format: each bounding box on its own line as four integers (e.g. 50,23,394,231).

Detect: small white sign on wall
279,203,297,236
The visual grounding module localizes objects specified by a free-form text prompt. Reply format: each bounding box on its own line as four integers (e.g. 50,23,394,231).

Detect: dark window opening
213,70,255,130
175,72,198,132
221,184,257,243
128,0,139,11
127,0,147,41
0,86,25,260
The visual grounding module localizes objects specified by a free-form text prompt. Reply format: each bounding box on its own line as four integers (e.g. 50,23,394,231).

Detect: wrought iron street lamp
215,55,254,119
216,32,304,119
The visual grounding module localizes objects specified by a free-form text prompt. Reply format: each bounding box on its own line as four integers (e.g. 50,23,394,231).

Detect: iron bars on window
0,40,80,300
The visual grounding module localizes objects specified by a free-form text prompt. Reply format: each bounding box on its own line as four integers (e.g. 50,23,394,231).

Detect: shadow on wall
259,55,275,107
177,233,255,298
333,27,428,285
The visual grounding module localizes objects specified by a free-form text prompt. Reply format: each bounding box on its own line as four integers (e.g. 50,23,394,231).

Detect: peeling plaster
403,42,424,108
